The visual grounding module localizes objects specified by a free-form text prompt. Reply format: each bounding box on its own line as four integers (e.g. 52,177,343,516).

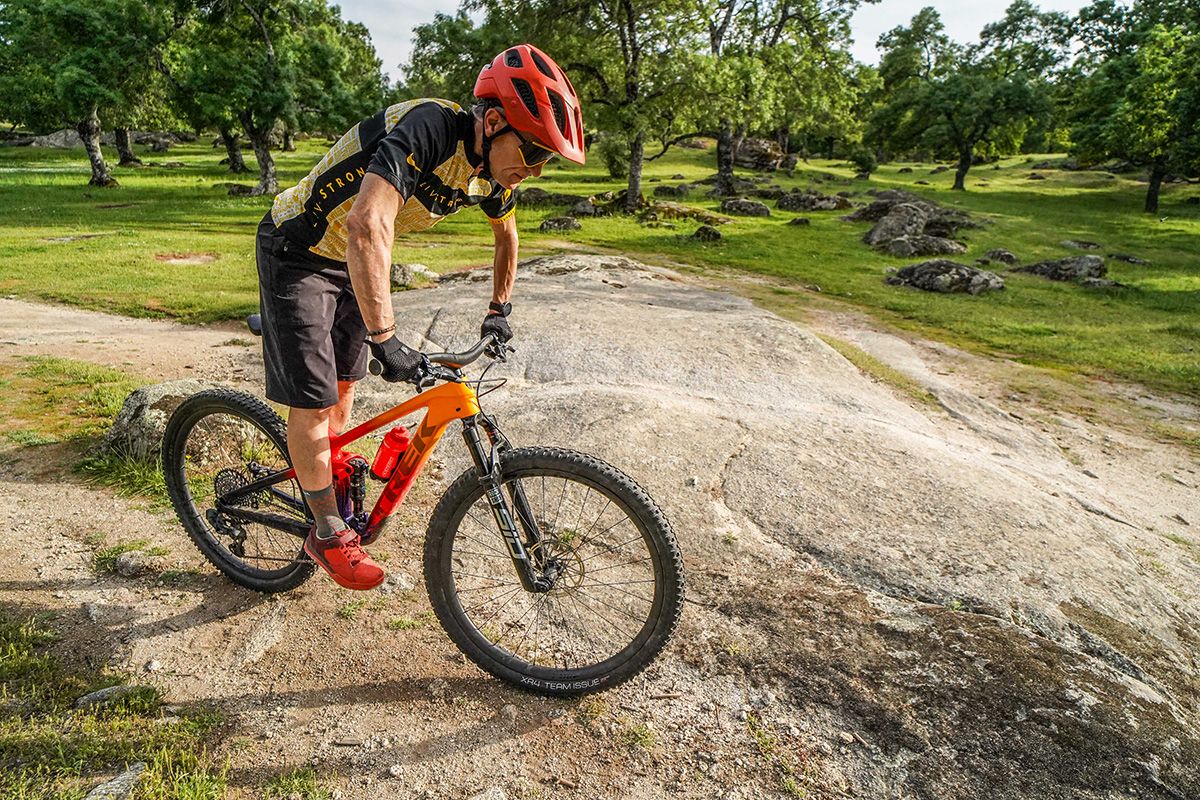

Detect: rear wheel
161,389,314,593
424,447,684,696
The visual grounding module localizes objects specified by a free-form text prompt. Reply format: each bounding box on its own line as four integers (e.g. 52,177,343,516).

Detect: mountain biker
254,44,586,590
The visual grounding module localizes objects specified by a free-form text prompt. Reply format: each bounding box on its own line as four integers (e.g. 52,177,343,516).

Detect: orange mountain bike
161,333,684,695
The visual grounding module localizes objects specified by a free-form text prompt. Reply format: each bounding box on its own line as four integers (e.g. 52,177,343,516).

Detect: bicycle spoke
567,587,639,643
494,593,543,649
573,586,647,625
580,556,653,576
578,532,647,564
451,570,511,582
574,514,635,555
455,581,514,594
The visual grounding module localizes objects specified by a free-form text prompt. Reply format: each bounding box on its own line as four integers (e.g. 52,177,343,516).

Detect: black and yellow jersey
271,98,516,262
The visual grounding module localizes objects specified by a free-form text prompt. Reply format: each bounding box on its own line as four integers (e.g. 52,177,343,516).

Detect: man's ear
485,108,506,136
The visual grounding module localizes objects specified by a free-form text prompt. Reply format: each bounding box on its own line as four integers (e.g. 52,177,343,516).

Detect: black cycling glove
481,313,512,343
367,335,426,383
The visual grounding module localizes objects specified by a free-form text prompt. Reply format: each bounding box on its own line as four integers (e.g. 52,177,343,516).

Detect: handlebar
368,334,510,386
425,335,500,369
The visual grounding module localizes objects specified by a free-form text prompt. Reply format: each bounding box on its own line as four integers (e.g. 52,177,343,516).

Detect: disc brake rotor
528,540,586,594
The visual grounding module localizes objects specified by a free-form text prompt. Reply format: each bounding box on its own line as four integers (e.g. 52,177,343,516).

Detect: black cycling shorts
255,213,368,409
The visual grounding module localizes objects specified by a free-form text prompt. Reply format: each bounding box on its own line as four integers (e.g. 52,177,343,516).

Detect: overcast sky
335,0,1091,81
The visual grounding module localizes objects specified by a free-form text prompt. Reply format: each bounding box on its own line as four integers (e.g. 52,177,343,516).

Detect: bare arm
490,212,519,307
345,173,401,343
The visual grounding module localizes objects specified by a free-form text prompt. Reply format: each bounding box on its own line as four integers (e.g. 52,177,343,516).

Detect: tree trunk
77,106,117,187
1144,164,1166,213
283,126,296,152
716,118,735,196
114,128,142,166
825,137,835,160
732,125,747,163
775,123,790,154
952,149,972,191
624,131,645,214
220,127,249,173
242,114,278,196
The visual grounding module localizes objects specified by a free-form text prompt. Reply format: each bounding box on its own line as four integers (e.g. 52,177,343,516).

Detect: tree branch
646,130,715,161
567,61,614,101
239,0,276,62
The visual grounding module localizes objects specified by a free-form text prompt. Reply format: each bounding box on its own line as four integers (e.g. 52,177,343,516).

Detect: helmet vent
530,49,555,79
504,49,523,68
547,89,568,135
511,78,540,118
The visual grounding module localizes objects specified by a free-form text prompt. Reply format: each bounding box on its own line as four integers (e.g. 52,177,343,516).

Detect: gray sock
302,483,349,540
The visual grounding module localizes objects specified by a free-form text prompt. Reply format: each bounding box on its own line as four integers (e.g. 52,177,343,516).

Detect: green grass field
0,137,1196,396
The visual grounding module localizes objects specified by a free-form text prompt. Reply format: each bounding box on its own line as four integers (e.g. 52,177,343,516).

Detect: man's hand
367,335,427,383
481,312,512,343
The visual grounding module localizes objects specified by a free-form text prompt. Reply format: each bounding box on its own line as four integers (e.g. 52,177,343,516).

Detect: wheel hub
529,541,585,594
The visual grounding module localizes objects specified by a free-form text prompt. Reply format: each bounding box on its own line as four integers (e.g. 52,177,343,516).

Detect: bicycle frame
215,378,549,592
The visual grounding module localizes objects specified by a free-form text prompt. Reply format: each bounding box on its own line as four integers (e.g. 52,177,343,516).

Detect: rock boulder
732,137,785,170
720,198,770,217
863,203,929,246
881,235,968,258
886,259,1005,294
539,217,581,233
777,191,852,212
101,380,222,461
391,263,439,289
1014,255,1106,282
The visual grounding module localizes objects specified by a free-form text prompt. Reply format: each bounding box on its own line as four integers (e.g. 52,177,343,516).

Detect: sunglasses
509,127,556,167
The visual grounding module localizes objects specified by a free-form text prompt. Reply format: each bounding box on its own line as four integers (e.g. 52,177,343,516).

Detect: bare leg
292,380,383,586
287,380,357,491
328,380,356,436
289,381,364,541
288,406,334,493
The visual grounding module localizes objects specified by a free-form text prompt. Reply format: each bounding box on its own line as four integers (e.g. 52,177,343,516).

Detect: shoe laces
336,534,369,568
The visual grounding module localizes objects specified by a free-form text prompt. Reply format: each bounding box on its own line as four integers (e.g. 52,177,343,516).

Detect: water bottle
371,426,411,481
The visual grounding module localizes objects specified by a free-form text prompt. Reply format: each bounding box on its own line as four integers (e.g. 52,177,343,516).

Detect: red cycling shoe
303,528,385,590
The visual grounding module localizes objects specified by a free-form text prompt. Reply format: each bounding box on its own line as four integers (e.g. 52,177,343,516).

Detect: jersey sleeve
480,185,517,222
366,102,455,200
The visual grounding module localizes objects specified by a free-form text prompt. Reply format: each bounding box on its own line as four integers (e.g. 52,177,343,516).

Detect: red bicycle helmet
474,44,586,165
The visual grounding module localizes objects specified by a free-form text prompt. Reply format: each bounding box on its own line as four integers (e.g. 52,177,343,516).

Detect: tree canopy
867,2,1067,190
1069,0,1200,211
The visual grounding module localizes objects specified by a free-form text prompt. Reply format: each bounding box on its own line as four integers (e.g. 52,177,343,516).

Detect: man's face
484,109,550,190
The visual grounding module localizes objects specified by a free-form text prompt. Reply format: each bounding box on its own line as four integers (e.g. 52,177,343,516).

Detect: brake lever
485,342,515,362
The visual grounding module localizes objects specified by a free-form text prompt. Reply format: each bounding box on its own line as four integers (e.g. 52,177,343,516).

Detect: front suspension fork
462,415,547,592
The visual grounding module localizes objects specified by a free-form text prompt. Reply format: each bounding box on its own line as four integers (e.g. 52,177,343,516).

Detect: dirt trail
1,258,1198,800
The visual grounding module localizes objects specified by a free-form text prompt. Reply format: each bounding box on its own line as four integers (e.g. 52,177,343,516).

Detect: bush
850,148,878,176
594,135,629,180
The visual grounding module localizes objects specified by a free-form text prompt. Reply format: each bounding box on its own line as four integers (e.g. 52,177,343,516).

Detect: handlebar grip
368,359,382,376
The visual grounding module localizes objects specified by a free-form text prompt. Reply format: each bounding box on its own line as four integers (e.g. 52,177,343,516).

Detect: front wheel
424,447,684,696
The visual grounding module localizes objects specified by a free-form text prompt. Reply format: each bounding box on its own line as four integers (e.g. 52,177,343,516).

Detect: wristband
366,323,396,337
